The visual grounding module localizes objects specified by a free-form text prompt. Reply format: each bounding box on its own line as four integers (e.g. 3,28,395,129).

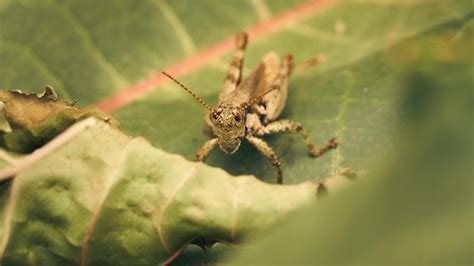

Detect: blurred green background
1,0,472,264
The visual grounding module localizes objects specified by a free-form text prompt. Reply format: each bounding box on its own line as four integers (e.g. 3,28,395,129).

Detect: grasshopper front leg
246,135,283,184
255,120,338,157
196,138,219,161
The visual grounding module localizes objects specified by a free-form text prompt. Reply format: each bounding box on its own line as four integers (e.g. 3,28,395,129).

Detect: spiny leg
196,138,219,161
263,53,294,92
219,32,248,100
246,135,283,184
255,120,338,157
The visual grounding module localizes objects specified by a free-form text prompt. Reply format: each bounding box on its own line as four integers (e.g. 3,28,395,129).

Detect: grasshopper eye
212,108,223,120
234,115,241,122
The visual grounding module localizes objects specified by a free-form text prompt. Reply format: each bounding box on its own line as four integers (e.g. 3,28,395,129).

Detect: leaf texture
0,87,118,153
0,117,346,265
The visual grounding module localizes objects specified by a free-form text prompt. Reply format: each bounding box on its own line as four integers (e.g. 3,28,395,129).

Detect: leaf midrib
93,0,338,112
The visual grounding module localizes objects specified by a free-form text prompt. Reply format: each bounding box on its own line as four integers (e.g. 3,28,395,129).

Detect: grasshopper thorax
209,103,246,154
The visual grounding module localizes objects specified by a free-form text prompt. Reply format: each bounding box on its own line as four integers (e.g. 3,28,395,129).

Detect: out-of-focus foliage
226,18,474,265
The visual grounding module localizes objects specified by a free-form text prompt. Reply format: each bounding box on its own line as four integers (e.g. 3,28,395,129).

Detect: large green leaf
0,116,351,265
112,0,472,185
0,0,302,105
1,0,470,180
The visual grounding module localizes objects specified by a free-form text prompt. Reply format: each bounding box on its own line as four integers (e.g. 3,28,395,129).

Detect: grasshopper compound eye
231,108,243,122
212,108,223,120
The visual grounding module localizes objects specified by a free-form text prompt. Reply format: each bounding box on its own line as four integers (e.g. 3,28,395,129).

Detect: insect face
209,103,246,154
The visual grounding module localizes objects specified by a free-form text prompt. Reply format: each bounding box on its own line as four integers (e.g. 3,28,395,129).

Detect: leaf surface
2,1,470,181
111,0,472,184
0,117,340,265
0,0,303,105
0,87,118,153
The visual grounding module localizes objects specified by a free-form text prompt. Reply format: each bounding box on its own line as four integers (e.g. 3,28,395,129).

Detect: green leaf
1,0,470,180
0,117,350,265
0,86,118,153
111,0,472,185
0,0,302,106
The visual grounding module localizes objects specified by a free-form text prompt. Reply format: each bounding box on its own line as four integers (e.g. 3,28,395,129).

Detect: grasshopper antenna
161,71,212,111
242,86,279,109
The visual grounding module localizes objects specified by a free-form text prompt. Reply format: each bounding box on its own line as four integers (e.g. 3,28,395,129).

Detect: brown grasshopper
162,32,337,184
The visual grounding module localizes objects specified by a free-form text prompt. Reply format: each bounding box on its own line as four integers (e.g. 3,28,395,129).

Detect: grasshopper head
209,103,246,154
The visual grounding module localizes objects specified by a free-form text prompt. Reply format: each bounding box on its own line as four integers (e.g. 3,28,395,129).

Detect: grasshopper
162,32,337,184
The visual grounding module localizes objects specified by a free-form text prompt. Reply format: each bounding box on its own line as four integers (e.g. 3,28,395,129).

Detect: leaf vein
94,0,338,111
331,75,353,176
80,136,138,266
153,0,197,55
0,118,98,257
1,39,72,99
250,0,272,20
155,164,197,253
53,1,128,88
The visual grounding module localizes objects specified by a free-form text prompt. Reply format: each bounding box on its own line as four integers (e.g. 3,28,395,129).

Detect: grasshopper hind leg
257,54,294,124
255,54,337,159
219,32,248,100
255,120,338,157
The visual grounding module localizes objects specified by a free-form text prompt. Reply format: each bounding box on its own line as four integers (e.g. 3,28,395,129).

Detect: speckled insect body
162,32,337,184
